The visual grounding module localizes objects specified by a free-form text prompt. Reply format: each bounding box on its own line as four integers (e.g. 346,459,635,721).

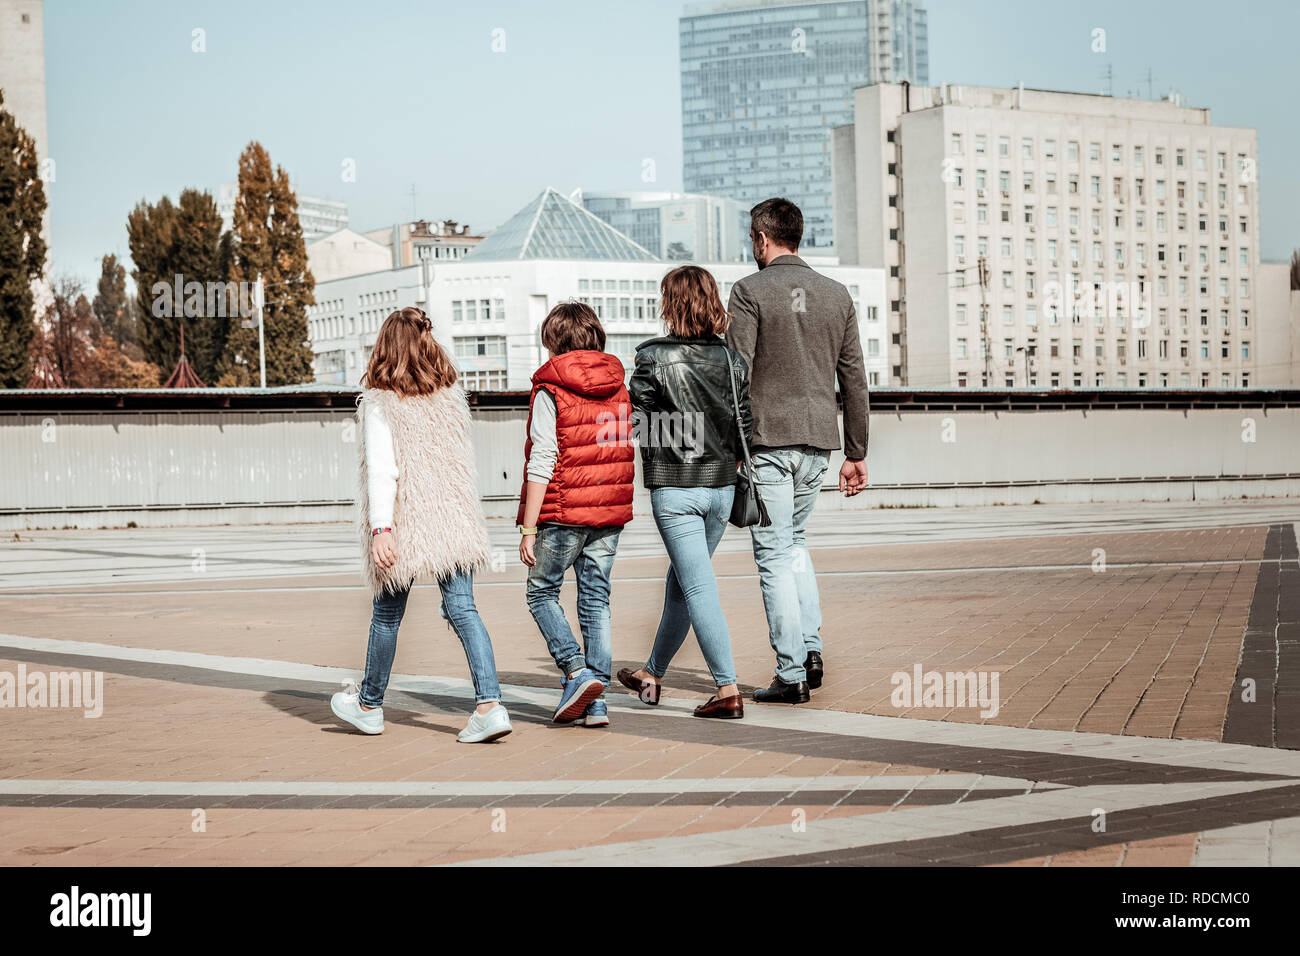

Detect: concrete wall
3,398,1298,529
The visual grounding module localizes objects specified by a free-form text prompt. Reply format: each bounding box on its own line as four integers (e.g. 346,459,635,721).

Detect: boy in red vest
518,302,636,727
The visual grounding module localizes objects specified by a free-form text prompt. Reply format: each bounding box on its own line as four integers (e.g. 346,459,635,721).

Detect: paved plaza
1,499,1298,866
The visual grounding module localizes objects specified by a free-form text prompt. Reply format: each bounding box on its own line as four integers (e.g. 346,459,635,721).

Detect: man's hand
839,459,868,497
519,534,537,568
371,530,397,569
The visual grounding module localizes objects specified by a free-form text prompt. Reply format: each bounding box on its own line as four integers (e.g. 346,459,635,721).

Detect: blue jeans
525,524,621,686
359,571,502,707
749,445,831,684
646,485,738,688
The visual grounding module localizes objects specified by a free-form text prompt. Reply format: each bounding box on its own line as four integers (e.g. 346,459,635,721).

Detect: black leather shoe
753,676,810,704
805,651,824,690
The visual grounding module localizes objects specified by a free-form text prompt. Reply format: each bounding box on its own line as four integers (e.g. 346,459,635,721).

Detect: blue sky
41,0,1300,283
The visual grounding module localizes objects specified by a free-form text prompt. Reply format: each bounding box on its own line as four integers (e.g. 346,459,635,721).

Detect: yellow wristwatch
517,525,538,536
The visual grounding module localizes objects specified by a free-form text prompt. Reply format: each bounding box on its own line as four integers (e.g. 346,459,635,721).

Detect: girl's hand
519,534,536,568
372,531,397,569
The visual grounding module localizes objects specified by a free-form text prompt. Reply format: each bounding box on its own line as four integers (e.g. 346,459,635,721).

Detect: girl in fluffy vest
330,306,512,743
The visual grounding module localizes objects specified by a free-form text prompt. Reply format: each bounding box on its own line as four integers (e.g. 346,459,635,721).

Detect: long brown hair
362,307,458,395
659,265,729,338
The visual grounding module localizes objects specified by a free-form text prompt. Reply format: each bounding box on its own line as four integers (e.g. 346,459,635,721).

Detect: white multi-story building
834,83,1268,389
579,190,750,263
217,183,348,241
309,188,887,389
1,0,49,252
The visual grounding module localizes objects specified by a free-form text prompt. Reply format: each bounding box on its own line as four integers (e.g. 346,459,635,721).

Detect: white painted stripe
2,632,1298,779
0,773,1061,798
3,557,1287,598
448,779,1298,867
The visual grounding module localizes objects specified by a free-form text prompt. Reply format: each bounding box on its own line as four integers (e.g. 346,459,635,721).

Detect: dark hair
749,197,803,250
659,265,729,338
541,301,606,354
363,307,458,395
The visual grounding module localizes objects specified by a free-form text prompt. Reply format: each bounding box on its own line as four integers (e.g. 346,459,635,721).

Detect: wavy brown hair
659,265,729,338
362,307,458,395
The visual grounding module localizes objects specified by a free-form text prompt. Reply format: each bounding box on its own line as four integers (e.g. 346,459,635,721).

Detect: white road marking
447,779,1298,867
1,632,1297,779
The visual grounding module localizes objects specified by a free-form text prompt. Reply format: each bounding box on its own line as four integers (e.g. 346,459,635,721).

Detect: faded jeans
645,485,738,688
749,445,831,684
525,524,621,686
360,571,502,707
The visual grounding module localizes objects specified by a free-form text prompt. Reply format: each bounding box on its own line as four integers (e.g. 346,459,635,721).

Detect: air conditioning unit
977,189,986,198
1001,190,1010,198
1070,227,1078,235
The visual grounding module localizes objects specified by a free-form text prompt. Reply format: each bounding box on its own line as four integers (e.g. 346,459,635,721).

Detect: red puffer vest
516,350,635,528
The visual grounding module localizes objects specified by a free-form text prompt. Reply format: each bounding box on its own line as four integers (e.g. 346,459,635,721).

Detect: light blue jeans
525,524,621,686
360,571,502,707
645,485,738,688
749,445,831,684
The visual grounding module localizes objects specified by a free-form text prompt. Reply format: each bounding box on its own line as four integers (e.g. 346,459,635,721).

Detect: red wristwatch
371,527,392,537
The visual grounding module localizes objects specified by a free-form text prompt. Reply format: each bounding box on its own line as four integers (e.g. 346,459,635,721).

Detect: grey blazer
725,255,869,460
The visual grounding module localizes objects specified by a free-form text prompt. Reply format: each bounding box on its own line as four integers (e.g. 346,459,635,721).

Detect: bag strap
720,344,753,471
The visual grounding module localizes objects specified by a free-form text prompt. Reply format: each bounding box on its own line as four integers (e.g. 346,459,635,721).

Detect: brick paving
0,503,1297,866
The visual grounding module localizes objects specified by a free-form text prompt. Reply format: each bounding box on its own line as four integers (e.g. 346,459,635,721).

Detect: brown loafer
693,694,744,719
617,667,661,705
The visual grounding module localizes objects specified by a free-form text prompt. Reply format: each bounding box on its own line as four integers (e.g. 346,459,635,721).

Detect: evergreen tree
92,253,136,348
126,189,228,381
0,91,48,388
217,142,316,387
126,194,179,370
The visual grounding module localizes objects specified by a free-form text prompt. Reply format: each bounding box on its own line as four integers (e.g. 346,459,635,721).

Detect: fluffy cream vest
356,385,492,596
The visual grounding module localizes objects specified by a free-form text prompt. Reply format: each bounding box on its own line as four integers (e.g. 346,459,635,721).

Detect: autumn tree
216,141,316,387
0,90,48,388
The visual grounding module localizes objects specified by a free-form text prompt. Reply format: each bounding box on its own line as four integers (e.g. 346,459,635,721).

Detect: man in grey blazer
726,198,869,704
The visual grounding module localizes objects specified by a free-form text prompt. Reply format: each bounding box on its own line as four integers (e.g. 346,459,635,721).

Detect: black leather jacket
628,335,753,489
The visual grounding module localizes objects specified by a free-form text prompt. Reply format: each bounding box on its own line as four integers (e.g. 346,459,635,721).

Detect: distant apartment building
362,219,484,269
216,183,348,241
834,82,1271,389
0,0,49,252
681,0,928,255
308,188,887,389
579,190,750,263
306,229,392,283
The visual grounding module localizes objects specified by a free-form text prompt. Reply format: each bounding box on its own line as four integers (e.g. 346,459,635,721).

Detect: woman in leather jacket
618,265,753,719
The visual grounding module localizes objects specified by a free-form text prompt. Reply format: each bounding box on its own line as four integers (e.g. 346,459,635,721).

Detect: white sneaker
330,686,384,735
457,703,513,743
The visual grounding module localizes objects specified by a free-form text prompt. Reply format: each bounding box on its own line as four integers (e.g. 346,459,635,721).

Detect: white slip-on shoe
330,684,384,735
457,703,513,743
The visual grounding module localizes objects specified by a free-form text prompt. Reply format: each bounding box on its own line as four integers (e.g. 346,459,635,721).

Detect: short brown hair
541,301,605,354
659,265,729,338
363,307,458,395
750,197,803,249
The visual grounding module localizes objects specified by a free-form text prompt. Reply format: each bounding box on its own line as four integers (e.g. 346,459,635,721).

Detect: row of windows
954,302,1252,330
956,169,1248,208
954,230,1252,267
957,371,1253,388
955,337,1252,361
451,299,504,323
949,134,1250,175
952,198,1250,234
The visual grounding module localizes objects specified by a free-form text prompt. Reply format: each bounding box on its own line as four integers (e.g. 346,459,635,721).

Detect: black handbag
722,347,770,528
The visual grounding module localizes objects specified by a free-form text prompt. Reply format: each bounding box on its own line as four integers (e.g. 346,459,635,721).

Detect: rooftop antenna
1101,63,1113,97
409,184,417,221
1144,67,1155,100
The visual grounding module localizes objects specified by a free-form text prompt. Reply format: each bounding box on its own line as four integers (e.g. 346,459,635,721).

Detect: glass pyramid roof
465,188,660,262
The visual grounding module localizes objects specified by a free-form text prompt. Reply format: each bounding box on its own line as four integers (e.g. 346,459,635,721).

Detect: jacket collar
635,333,726,351
764,253,808,269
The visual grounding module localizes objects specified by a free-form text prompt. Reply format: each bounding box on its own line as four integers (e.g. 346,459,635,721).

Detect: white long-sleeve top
364,402,399,529
526,390,559,484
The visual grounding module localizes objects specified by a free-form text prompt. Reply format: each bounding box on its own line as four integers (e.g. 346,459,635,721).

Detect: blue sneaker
583,698,609,728
554,668,604,724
